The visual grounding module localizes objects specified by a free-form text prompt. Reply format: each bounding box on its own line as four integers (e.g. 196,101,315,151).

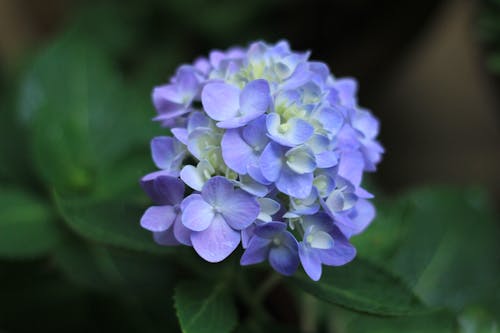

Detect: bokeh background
1,0,499,198
0,0,499,332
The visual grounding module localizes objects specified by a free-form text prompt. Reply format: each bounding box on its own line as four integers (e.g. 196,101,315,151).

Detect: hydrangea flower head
141,40,383,281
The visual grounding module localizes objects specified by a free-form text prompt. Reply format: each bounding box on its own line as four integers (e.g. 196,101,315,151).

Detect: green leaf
347,311,456,333
353,187,500,312
0,187,60,258
289,258,428,316
174,281,238,333
19,32,160,194
54,193,172,255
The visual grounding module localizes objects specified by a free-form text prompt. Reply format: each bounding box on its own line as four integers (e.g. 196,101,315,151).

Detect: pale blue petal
141,205,176,232
221,129,254,174
220,190,259,230
285,146,316,174
201,176,233,207
191,214,240,262
182,198,214,231
299,243,322,281
201,82,240,121
239,79,270,118
276,167,313,199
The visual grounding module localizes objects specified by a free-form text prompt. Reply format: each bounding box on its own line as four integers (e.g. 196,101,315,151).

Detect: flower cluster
140,41,383,281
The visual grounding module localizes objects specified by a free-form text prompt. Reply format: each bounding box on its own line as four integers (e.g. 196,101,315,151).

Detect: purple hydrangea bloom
140,40,383,280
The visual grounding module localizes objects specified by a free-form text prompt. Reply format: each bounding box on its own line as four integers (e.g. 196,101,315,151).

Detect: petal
176,66,199,96
254,221,287,239
285,146,316,174
338,151,364,187
201,82,240,121
316,107,344,134
319,225,356,266
182,198,214,231
236,175,270,197
316,151,338,168
269,233,299,276
140,170,180,204
267,114,314,147
247,163,272,185
191,214,240,262
221,190,260,230
239,79,271,118
258,198,281,216
221,129,254,174
180,165,205,191
260,142,284,182
308,230,334,250
153,175,185,206
152,84,184,112
201,176,233,207
153,228,180,246
151,136,185,171
172,214,192,246
242,115,269,149
140,206,177,232
241,224,255,249
171,128,188,145
276,167,313,199
348,199,375,236
240,236,272,265
299,243,322,281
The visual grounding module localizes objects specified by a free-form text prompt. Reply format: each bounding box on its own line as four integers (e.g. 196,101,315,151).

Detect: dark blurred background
1,0,499,202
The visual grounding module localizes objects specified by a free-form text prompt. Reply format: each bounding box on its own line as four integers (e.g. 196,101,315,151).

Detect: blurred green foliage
0,1,498,332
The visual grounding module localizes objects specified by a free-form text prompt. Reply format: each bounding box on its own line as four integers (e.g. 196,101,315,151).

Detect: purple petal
171,128,188,145
141,205,177,232
242,115,269,149
299,244,322,281
140,170,179,204
176,66,199,95
173,214,192,246
191,214,240,262
152,85,184,113
316,107,344,135
151,136,185,171
247,163,272,185
348,199,375,236
239,79,271,118
140,173,184,206
153,228,179,246
220,190,260,230
221,129,254,174
201,82,240,121
240,236,272,265
241,224,256,249
254,221,287,239
182,198,214,231
276,167,313,199
260,142,284,182
269,232,299,276
333,78,357,107
201,176,233,206
338,151,364,187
